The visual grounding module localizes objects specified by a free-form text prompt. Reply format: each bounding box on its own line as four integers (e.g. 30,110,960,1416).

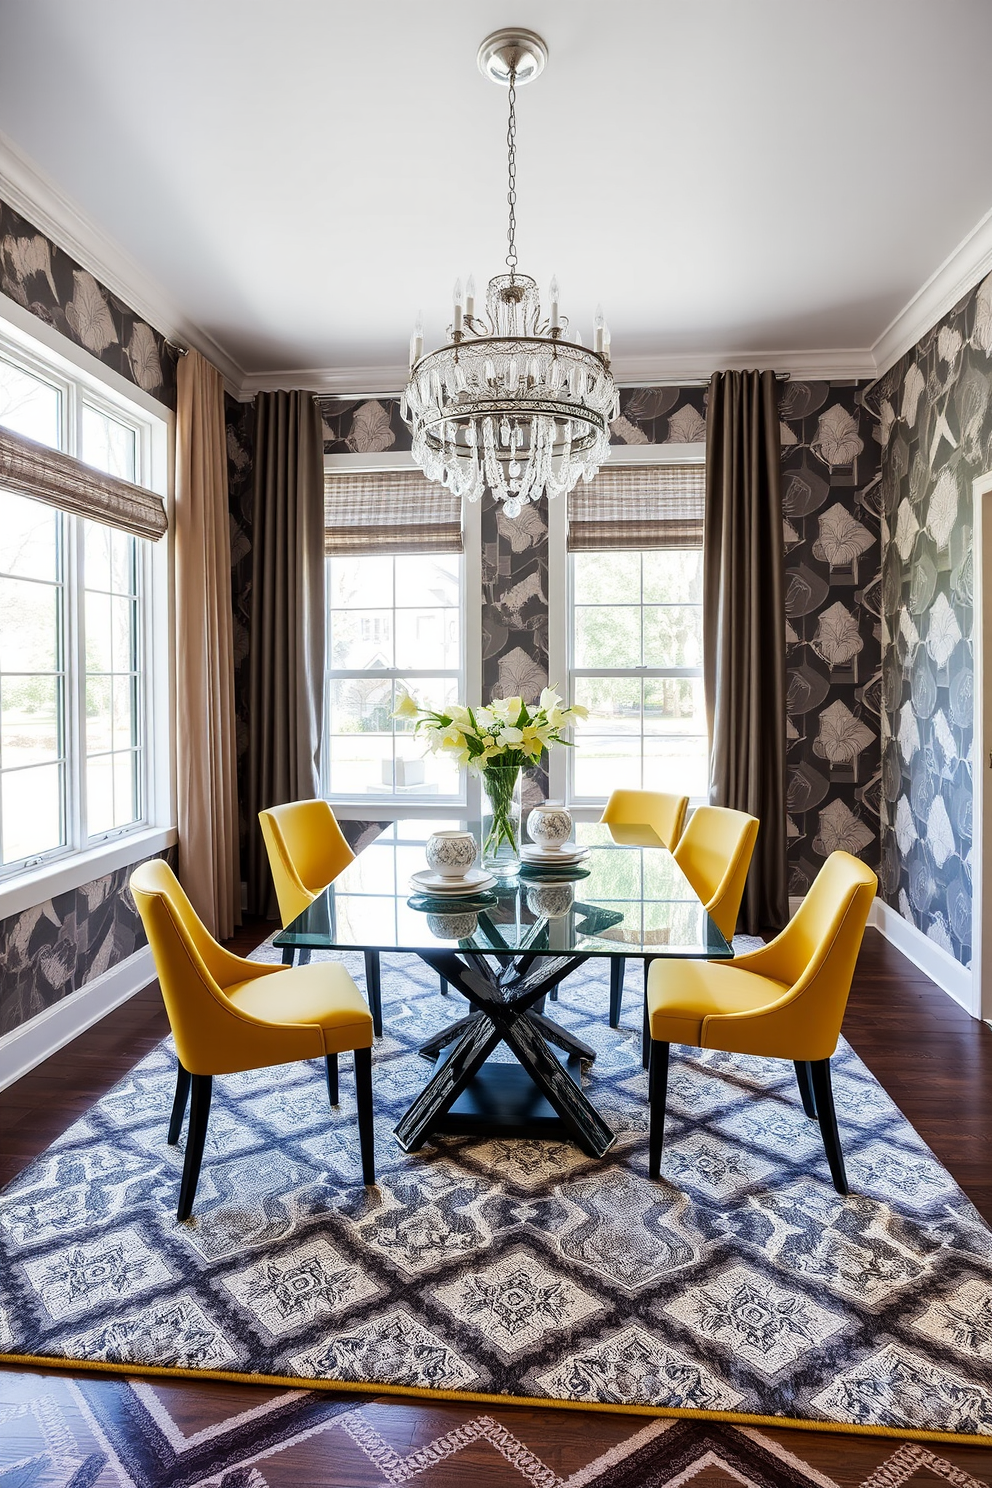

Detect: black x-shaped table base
394,951,616,1158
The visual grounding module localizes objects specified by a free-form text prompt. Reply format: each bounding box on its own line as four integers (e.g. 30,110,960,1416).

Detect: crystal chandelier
401,29,618,518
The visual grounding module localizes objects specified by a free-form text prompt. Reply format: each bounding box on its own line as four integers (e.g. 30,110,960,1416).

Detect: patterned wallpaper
777,382,881,896
318,387,883,886
0,196,177,410
0,847,176,1038
867,272,992,969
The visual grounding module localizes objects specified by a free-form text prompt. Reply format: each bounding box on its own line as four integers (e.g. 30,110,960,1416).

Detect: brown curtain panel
247,390,326,917
175,350,240,939
704,370,788,934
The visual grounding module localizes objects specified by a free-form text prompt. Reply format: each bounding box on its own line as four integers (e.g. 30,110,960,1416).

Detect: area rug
1,950,991,1444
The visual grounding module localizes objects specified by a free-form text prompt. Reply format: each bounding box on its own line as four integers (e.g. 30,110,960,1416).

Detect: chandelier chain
505,67,517,275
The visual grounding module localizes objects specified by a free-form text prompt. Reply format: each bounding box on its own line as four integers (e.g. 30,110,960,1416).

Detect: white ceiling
1,0,992,390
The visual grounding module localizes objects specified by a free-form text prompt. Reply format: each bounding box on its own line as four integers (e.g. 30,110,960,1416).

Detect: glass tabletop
273,817,733,960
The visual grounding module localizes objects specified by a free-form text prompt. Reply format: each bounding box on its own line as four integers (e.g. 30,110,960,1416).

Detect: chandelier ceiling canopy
402,29,618,518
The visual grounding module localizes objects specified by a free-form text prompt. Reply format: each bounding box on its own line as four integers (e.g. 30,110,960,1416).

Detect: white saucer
410,868,497,896
520,843,589,863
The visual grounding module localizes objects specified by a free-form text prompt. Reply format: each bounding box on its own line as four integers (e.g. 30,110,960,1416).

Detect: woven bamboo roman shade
567,463,705,550
0,425,167,541
324,469,463,555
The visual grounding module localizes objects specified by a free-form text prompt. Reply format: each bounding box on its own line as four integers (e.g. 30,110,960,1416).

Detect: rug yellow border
2,1351,989,1448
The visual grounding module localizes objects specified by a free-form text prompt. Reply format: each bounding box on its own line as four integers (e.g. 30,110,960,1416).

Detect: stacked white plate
409,867,497,897
519,842,590,865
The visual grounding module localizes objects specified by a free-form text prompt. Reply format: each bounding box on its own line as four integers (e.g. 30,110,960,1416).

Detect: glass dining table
273,817,733,1160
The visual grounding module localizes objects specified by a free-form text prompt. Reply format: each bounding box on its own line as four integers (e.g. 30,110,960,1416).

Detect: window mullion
63,514,86,851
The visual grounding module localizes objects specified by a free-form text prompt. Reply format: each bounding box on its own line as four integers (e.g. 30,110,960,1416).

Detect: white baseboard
0,945,156,1092
871,899,976,1014
789,892,976,1014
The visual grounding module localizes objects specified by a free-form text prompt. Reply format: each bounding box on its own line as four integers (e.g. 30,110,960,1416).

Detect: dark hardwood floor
2,925,990,1486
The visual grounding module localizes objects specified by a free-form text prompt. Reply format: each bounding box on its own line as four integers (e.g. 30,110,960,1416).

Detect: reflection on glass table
273,818,732,1159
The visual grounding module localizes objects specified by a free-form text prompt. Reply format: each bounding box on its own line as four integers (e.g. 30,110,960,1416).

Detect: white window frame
0,303,175,919
321,452,482,821
547,442,707,816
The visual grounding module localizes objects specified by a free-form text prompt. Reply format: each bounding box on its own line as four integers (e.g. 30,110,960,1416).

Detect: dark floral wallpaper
0,847,177,1038
777,381,881,896
867,272,992,969
0,196,177,410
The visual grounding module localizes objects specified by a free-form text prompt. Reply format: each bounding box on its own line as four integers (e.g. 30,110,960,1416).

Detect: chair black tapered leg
549,986,558,1001
364,951,383,1037
177,1074,212,1222
281,946,295,966
795,1060,817,1119
440,977,449,997
168,1061,191,1144
326,1053,339,1106
648,1040,670,1179
641,957,658,1068
354,1046,375,1186
298,947,312,967
609,958,625,1029
810,1058,848,1196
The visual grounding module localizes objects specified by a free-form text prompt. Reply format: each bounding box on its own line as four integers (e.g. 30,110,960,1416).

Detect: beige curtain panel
567,463,705,550
0,424,167,541
704,369,788,935
175,349,241,940
324,468,463,555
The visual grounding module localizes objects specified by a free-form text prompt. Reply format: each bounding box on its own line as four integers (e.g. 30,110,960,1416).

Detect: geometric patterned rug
1,949,990,1444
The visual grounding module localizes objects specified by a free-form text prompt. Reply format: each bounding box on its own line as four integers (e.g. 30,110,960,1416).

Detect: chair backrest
600,789,689,851
673,804,759,939
130,859,249,1072
708,851,878,1061
258,799,355,928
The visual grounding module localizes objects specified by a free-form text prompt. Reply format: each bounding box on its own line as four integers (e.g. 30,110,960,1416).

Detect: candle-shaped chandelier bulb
593,304,605,355
465,275,476,319
410,311,424,368
549,275,560,330
453,278,464,335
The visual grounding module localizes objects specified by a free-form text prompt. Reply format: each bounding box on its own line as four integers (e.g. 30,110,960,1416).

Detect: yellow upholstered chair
645,850,878,1194
598,790,691,1026
258,798,384,1034
672,805,760,941
130,859,375,1220
601,789,689,851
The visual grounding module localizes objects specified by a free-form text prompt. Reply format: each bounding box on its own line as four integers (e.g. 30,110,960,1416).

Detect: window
0,334,162,878
568,547,708,802
324,553,464,800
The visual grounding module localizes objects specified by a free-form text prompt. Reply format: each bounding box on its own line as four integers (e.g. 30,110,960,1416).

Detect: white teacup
425,829,478,878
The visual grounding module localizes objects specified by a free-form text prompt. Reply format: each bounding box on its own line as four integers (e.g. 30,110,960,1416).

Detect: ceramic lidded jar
526,801,573,849
526,881,575,919
426,909,480,940
425,829,478,878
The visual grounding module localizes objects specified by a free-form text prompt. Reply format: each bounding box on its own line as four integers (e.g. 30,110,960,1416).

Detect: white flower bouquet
392,687,587,868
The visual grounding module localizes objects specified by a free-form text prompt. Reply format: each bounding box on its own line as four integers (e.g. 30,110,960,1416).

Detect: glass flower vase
481,764,523,876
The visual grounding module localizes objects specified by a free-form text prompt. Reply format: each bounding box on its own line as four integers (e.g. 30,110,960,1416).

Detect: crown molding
871,202,992,378
0,129,246,396
244,346,877,400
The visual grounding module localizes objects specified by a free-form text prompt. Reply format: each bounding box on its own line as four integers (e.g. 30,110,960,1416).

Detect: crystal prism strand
483,416,509,505
516,417,544,507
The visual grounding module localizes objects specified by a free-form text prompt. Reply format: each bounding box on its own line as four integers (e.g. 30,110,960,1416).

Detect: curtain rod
616,373,791,389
